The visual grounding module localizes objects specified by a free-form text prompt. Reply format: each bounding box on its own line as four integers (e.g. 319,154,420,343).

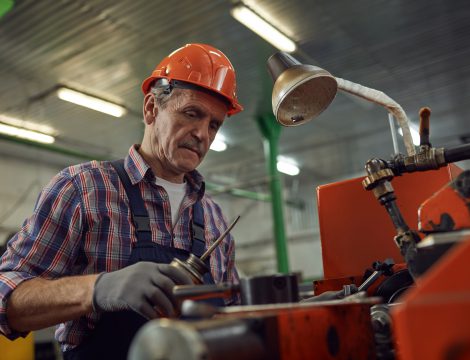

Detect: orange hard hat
141,43,243,116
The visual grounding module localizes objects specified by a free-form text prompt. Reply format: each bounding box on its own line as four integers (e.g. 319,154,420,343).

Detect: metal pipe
336,77,416,156
388,113,399,155
444,143,470,163
0,133,107,161
383,199,410,234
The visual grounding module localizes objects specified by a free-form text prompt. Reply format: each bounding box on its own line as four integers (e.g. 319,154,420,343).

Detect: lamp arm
335,77,416,156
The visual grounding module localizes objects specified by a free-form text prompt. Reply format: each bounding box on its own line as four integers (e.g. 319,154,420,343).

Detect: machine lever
358,259,395,292
418,107,431,147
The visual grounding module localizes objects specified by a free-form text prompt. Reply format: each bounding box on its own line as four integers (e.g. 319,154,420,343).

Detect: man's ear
143,93,158,125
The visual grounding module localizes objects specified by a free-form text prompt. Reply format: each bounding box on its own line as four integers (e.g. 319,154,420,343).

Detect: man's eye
210,122,221,131
185,111,197,118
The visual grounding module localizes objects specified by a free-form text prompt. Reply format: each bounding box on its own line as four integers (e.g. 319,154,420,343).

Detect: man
0,43,243,359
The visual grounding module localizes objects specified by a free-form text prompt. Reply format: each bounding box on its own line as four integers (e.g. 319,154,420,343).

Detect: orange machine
392,235,470,360
389,168,470,360
314,127,470,358
317,164,462,280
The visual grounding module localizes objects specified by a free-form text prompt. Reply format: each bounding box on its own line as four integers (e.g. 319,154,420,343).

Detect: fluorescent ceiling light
210,134,227,152
0,123,55,144
398,125,420,146
230,4,297,53
277,157,300,176
0,114,55,135
57,87,127,117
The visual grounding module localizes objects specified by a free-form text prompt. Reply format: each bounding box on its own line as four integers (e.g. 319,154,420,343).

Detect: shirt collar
124,144,205,198
125,145,152,185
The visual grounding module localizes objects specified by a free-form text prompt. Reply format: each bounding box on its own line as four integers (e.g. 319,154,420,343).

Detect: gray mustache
180,140,203,156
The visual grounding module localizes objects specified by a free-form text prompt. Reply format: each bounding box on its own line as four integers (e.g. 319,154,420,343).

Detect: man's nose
191,122,210,143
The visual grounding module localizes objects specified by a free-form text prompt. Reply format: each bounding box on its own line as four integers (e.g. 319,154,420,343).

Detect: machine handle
419,107,431,146
444,143,470,163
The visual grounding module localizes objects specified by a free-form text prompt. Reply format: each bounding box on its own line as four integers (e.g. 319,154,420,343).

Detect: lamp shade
267,52,338,126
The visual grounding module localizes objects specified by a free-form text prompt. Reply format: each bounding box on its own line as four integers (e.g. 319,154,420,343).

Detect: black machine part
302,259,414,304
358,259,395,292
240,274,299,305
172,273,300,308
413,230,470,276
374,269,414,304
358,260,414,304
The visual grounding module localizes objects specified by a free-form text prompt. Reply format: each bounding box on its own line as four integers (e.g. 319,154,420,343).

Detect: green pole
0,0,14,19
256,113,289,273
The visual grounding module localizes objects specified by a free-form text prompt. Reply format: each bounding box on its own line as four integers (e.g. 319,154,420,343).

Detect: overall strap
191,200,206,258
110,159,206,250
110,159,152,243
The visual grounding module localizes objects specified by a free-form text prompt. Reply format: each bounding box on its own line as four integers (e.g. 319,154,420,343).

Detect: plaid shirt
0,145,239,351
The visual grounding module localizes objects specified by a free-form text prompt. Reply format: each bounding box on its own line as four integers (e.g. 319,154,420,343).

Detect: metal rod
358,271,382,292
384,200,410,234
200,215,241,261
388,113,399,155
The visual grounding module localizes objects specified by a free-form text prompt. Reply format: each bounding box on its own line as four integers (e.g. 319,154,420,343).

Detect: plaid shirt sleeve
202,197,240,305
0,170,84,339
224,232,241,305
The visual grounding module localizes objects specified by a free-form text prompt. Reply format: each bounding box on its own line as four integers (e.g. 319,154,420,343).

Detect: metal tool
173,283,240,302
170,215,241,284
358,259,395,292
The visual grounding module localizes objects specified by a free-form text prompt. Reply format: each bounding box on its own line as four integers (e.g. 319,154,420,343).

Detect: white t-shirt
154,176,187,226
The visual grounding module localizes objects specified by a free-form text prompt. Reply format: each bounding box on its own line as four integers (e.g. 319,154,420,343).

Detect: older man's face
148,90,227,181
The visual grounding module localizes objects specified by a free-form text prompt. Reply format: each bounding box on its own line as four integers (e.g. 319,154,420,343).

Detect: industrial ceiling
1,0,469,195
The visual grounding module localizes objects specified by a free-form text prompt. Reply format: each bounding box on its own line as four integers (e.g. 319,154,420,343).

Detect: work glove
92,261,193,319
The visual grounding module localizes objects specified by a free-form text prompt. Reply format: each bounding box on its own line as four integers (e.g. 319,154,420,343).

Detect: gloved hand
92,261,193,319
